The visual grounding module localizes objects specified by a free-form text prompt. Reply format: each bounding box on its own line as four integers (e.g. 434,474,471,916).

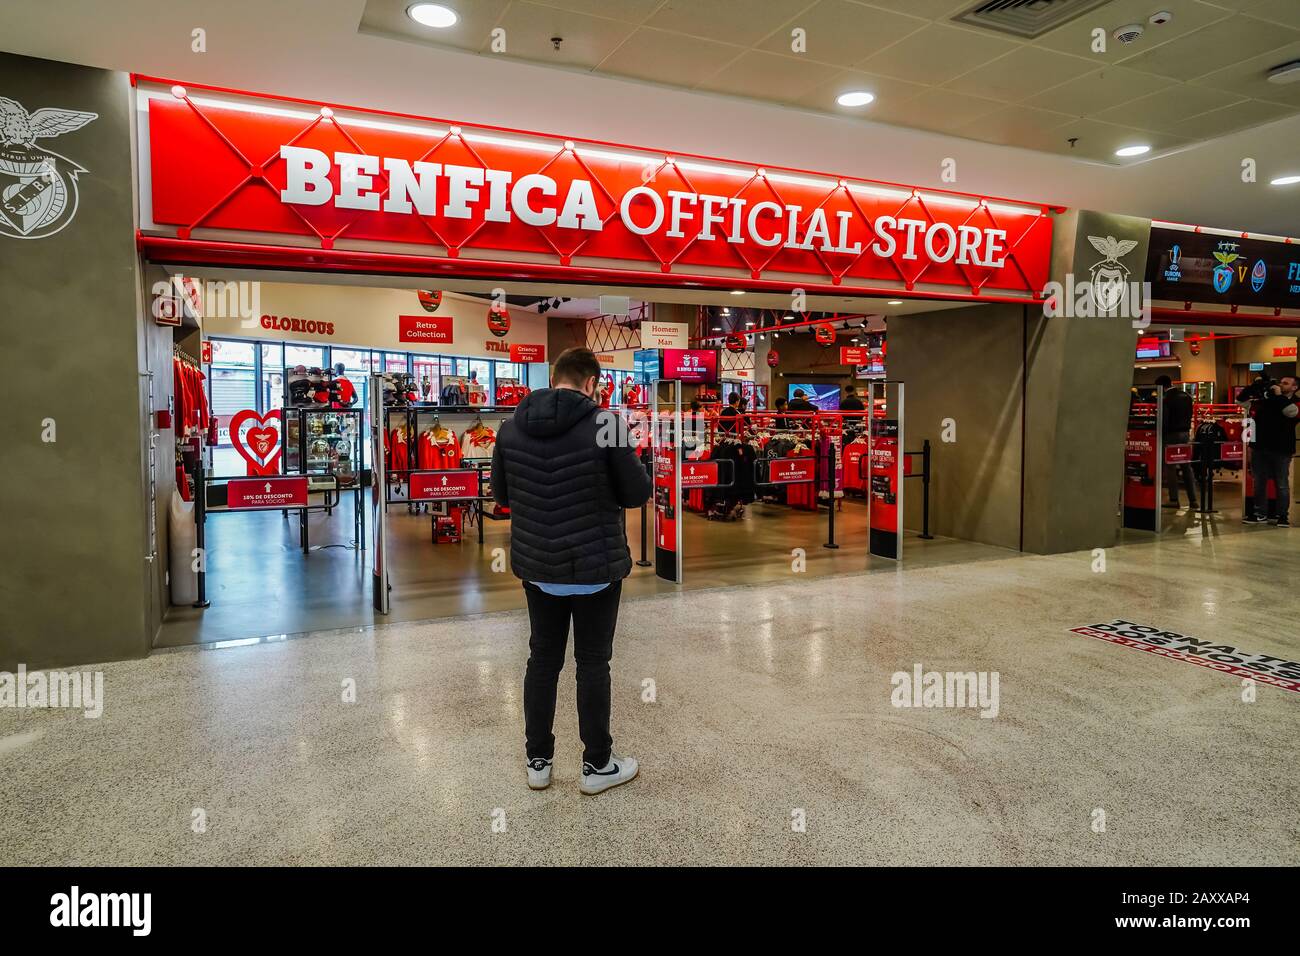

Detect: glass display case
283,408,364,487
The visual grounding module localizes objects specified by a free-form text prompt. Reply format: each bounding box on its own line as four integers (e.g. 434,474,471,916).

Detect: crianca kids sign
137,80,1054,296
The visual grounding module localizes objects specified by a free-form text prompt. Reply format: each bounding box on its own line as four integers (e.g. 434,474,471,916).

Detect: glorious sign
141,83,1055,295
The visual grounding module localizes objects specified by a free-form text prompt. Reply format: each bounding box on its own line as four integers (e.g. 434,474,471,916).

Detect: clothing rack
173,344,201,368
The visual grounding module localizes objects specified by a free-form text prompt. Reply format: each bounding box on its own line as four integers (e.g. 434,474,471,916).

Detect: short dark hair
728,392,741,404
793,388,806,398
845,384,857,394
1155,374,1172,387
552,347,602,388
775,397,787,408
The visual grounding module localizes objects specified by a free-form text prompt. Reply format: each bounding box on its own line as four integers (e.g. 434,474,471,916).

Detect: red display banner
509,342,545,363
768,457,815,484
1164,443,1193,464
140,82,1054,296
398,314,453,344
869,431,900,533
227,475,308,509
654,447,676,552
681,460,721,488
1220,441,1244,461
200,340,212,364
840,346,867,365
1123,402,1159,531
409,470,479,501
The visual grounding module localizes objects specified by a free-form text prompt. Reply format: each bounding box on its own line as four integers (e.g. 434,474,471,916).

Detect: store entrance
1127,328,1299,539
156,270,965,649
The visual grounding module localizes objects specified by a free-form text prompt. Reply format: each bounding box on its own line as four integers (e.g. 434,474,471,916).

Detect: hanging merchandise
496,378,530,407
598,375,613,408
725,333,746,353
171,349,211,436
439,374,471,406
623,374,642,406
487,303,511,337
814,323,836,346
417,289,443,312
417,418,463,470
466,370,488,405
331,363,358,408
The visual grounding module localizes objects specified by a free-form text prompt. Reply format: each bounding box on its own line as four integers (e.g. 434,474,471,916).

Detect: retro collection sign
136,81,1054,296
1146,225,1300,310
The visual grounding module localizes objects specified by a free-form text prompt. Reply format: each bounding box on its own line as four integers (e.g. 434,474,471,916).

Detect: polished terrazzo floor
4,523,1296,866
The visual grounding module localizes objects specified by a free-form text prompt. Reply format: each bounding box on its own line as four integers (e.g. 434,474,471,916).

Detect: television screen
788,383,840,411
661,349,719,384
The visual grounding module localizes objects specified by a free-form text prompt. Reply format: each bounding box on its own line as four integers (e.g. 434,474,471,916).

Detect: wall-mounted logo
1085,234,1139,311
1250,259,1266,293
1163,243,1182,283
417,290,442,312
1211,240,1239,294
0,95,98,240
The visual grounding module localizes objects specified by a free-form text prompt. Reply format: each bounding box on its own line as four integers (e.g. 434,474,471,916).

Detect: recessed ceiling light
730,289,745,295
837,91,875,107
1115,144,1151,157
887,300,903,306
1270,174,1300,186
407,3,458,28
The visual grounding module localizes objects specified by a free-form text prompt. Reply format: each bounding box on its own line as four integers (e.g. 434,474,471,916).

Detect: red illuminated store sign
136,79,1055,298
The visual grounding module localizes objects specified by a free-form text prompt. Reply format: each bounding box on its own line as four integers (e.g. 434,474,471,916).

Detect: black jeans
522,580,622,768
1163,430,1198,507
1251,447,1293,520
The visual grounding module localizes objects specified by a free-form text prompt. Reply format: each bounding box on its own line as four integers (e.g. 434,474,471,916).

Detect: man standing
492,348,653,794
1244,374,1299,527
1155,375,1197,510
840,384,865,411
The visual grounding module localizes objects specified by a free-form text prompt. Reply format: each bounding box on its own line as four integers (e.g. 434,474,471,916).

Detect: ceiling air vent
952,0,1115,39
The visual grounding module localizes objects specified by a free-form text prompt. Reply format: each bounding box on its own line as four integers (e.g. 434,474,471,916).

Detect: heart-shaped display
229,408,283,476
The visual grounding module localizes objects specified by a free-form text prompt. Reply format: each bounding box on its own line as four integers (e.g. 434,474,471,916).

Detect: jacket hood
512,387,599,438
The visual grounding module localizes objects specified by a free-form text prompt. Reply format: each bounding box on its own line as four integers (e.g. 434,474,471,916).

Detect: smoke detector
1113,23,1144,44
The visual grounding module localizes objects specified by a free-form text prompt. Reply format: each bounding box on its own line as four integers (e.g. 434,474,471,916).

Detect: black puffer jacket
492,388,652,584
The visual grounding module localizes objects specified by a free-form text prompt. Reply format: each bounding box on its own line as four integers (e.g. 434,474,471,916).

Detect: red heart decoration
229,408,283,476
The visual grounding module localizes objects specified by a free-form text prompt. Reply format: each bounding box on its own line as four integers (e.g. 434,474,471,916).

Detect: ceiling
360,0,1300,164
5,0,1298,236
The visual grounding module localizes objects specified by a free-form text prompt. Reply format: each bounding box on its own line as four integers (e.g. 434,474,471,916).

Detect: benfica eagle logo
1085,234,1139,312
0,95,98,240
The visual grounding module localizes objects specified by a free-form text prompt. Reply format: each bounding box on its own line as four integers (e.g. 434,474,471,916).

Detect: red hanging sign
725,333,747,353
228,408,283,476
840,346,867,364
409,470,479,501
139,81,1054,296
227,475,308,509
681,460,721,488
398,314,453,344
766,348,780,367
509,343,545,363
200,340,212,364
814,323,836,346
768,457,816,484
417,289,443,312
487,305,511,337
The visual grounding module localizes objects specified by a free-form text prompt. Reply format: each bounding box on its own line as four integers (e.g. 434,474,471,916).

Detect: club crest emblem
0,95,97,240
1250,259,1266,293
1211,241,1239,294
1086,235,1139,312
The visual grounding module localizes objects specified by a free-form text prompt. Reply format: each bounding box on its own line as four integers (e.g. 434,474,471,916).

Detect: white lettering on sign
277,146,1010,266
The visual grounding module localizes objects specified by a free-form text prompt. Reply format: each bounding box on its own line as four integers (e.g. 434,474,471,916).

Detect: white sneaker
526,757,553,790
580,753,639,795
